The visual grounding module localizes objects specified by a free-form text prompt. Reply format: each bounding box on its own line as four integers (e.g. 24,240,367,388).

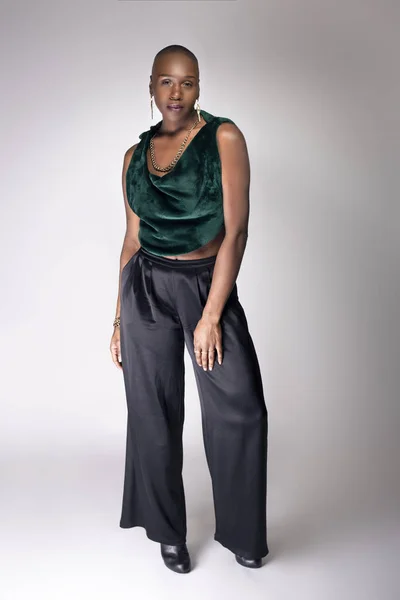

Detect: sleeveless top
125,109,235,256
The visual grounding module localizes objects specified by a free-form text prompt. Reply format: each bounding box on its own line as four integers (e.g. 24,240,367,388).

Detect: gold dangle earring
150,95,154,120
195,98,201,122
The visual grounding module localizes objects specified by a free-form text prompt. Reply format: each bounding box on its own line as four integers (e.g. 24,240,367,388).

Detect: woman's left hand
193,315,223,371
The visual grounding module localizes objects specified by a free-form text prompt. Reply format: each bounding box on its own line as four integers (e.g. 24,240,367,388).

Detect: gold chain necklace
149,113,201,173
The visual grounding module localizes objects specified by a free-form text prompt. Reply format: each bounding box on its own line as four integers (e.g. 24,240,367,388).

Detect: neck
158,109,200,135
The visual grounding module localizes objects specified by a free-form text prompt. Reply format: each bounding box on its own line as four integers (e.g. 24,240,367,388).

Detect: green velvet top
125,109,235,256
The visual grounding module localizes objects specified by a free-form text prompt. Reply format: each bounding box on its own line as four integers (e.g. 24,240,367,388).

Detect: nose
170,83,182,99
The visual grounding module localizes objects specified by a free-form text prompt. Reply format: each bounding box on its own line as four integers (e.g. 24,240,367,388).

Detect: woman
110,45,269,574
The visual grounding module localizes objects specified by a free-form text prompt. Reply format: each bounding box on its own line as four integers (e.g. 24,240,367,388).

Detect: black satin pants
119,246,269,559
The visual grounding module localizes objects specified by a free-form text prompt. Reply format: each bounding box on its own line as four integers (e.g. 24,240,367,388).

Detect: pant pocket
122,248,141,277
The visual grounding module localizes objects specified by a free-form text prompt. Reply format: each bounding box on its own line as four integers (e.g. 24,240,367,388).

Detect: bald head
151,44,199,81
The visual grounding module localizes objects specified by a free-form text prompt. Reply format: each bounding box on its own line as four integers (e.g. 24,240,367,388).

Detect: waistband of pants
139,246,218,269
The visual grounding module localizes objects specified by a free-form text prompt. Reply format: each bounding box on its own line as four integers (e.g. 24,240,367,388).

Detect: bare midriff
162,226,225,260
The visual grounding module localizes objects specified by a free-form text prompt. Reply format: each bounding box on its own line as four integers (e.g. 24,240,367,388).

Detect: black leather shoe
235,554,262,568
160,543,191,574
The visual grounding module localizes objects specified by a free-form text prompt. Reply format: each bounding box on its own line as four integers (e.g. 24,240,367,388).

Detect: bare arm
192,122,250,371
114,143,141,322
202,122,250,323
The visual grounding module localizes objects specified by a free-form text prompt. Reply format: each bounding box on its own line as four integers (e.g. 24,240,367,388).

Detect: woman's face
150,53,199,120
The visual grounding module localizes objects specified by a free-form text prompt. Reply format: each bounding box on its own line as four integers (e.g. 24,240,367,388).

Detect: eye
183,82,193,87
161,79,171,85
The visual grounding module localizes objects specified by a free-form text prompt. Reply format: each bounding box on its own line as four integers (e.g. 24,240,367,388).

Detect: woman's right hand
110,327,123,370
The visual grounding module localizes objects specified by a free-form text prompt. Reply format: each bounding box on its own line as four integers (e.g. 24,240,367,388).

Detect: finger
115,340,122,362
194,347,202,367
215,340,223,365
208,348,215,371
201,349,208,371
113,353,123,370
112,354,122,370
110,345,123,370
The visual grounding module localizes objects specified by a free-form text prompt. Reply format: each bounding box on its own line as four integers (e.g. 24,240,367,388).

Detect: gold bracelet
113,316,120,328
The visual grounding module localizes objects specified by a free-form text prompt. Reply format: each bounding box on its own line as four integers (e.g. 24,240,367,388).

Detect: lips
167,105,183,110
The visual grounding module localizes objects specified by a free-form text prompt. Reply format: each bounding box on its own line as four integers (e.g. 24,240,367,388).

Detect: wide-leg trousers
119,246,269,559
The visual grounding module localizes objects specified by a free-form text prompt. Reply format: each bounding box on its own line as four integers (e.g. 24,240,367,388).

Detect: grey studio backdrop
1,1,399,599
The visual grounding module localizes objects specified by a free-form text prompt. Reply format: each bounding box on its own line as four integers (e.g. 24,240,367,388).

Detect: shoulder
124,125,150,165
214,116,246,146
125,142,139,157
139,121,161,141
123,121,159,164
123,143,139,171
126,121,161,156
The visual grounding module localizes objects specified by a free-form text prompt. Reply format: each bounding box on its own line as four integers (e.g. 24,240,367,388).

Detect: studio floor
1,444,399,600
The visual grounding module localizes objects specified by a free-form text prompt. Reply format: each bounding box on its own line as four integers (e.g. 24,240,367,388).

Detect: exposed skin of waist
161,227,225,260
